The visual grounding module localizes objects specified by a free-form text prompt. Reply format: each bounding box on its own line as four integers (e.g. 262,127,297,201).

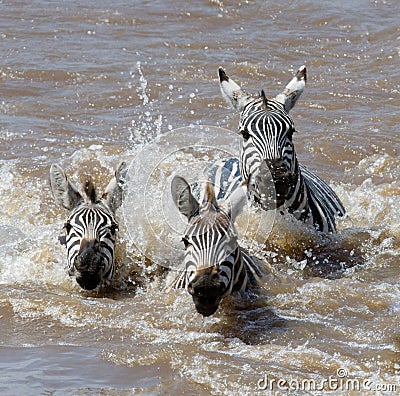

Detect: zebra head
50,162,127,290
219,66,307,209
171,175,247,316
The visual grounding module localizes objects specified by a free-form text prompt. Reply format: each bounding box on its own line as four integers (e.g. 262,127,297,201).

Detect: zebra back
204,157,242,200
299,164,345,233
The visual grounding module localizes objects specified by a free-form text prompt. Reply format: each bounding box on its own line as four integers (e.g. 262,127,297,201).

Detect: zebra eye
64,222,72,234
182,237,191,249
240,128,251,141
110,223,118,235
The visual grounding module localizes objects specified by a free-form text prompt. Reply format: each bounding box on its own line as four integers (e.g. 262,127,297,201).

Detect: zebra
169,158,264,317
218,65,345,233
49,162,127,290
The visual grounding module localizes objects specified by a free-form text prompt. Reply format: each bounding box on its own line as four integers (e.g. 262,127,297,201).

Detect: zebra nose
187,285,200,297
188,280,204,296
79,238,100,253
75,239,101,270
264,158,290,179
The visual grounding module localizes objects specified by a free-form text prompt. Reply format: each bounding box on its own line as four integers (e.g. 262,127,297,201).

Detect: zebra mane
260,89,269,108
259,89,286,112
83,177,97,204
204,182,218,208
192,203,232,232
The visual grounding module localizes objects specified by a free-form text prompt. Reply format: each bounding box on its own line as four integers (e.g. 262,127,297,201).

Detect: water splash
136,61,149,105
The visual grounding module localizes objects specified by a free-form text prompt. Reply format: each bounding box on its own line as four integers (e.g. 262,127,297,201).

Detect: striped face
171,175,248,316
239,96,296,208
64,203,118,290
219,66,306,209
182,204,239,316
50,162,127,290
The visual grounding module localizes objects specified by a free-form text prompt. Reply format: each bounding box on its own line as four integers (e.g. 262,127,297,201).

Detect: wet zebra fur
169,159,263,317
219,65,345,233
50,162,127,290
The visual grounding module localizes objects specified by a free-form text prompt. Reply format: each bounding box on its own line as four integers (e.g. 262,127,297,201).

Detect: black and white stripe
170,159,263,317
64,204,117,281
219,66,345,232
50,162,127,290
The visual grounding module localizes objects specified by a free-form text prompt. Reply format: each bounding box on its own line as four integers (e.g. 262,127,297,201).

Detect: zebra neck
229,247,248,294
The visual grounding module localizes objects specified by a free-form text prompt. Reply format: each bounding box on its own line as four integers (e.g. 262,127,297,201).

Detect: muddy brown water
0,1,399,395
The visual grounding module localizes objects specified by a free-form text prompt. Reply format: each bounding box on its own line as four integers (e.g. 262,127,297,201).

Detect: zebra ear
274,65,306,112
102,161,128,213
171,176,199,219
218,67,253,113
223,180,248,221
204,182,218,208
49,164,82,210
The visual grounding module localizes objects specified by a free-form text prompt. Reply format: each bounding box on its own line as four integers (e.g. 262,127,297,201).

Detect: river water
0,0,399,395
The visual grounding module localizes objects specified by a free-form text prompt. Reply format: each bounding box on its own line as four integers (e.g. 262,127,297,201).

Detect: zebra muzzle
254,159,292,209
73,239,105,290
187,268,224,317
264,158,291,180
190,287,223,316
